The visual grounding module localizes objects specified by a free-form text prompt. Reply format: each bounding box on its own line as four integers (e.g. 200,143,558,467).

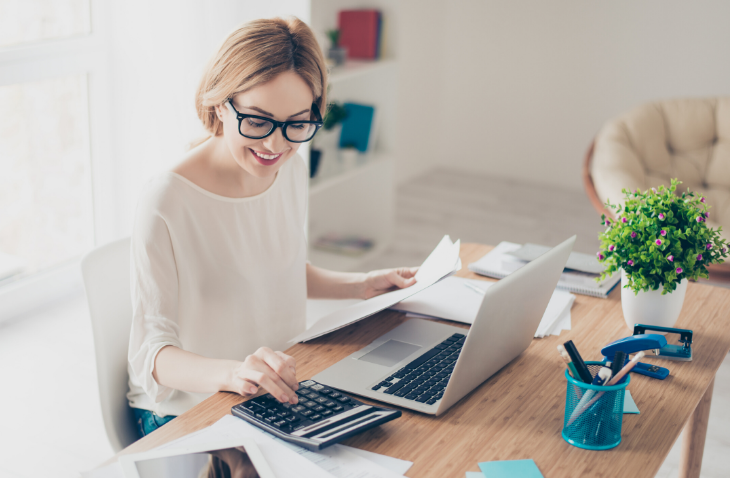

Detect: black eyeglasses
225,100,323,143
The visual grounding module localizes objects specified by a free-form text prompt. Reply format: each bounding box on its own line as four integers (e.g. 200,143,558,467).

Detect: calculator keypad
236,380,361,433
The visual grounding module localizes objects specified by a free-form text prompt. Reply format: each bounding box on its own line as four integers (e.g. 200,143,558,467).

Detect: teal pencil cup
562,361,630,450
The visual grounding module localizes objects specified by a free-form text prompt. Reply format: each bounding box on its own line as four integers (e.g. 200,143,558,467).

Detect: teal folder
478,459,543,477
339,102,375,152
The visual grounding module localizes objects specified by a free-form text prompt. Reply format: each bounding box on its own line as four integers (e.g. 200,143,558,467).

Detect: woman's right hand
228,347,299,404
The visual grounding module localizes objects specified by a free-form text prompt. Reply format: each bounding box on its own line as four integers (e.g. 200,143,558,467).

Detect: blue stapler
601,334,670,380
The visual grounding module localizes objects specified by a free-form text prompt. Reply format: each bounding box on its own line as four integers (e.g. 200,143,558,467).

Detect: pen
557,345,579,380
610,351,627,379
606,351,644,386
562,340,593,384
463,282,486,295
567,351,645,426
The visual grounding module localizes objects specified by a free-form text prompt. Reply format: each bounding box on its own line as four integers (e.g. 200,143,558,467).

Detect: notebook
468,242,620,298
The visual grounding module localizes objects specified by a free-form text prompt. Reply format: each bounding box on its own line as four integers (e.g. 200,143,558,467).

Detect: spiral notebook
468,242,620,298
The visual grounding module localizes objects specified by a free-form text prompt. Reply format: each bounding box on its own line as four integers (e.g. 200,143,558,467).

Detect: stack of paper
390,276,574,338
468,242,620,299
291,235,462,343
83,415,413,478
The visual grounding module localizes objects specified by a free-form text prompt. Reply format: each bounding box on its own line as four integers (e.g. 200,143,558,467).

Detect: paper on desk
392,276,575,338
160,415,409,478
479,459,544,478
290,235,461,343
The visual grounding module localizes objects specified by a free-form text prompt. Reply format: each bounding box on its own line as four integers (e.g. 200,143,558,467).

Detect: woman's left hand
360,267,418,299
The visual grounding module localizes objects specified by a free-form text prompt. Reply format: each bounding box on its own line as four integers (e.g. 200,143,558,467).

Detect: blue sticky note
466,473,484,478
479,459,543,478
623,390,640,414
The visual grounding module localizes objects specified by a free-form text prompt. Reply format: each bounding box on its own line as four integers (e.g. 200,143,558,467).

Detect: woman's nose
263,127,287,152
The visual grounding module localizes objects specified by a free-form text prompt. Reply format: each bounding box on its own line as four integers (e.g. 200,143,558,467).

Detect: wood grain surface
112,243,730,477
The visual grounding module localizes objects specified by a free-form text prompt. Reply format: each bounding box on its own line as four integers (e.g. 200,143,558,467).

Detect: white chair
80,237,138,452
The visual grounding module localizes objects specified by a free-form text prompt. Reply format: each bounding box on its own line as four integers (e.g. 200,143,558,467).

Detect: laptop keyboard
370,333,465,405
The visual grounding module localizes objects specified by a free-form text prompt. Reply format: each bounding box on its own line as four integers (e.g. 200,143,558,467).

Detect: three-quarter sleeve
128,195,182,403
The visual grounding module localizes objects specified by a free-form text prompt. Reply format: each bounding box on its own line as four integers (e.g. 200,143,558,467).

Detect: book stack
468,242,620,298
338,9,382,60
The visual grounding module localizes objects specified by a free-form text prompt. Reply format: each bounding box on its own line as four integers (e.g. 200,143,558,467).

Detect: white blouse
127,155,308,417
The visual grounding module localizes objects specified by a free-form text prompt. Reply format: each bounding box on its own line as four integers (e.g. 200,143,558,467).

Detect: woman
127,17,417,437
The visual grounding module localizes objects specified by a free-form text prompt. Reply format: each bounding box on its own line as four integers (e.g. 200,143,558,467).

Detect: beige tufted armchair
584,97,730,283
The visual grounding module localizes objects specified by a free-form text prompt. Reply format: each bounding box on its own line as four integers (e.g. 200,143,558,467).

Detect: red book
338,10,380,60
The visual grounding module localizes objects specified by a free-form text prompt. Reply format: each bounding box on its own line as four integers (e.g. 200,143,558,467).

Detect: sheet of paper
81,463,124,478
341,446,413,475
155,416,336,478
623,390,640,414
290,236,461,343
211,415,405,478
391,276,574,338
478,459,544,478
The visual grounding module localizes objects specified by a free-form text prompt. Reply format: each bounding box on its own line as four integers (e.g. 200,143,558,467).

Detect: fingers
387,269,417,289
237,348,299,404
400,267,419,279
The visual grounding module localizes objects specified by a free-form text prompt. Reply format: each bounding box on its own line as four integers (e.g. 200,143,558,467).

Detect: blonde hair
192,17,327,148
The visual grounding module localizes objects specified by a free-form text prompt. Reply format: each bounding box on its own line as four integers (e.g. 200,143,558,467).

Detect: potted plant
596,179,728,330
326,29,347,66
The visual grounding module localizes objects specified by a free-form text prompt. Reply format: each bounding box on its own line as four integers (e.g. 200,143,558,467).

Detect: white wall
399,0,730,191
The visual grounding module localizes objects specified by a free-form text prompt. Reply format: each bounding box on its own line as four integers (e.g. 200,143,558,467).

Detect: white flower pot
620,269,688,331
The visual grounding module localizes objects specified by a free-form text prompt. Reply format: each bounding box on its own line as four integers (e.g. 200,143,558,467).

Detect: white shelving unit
307,1,398,272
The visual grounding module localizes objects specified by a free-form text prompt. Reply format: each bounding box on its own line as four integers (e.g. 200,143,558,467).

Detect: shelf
309,154,391,197
328,59,395,85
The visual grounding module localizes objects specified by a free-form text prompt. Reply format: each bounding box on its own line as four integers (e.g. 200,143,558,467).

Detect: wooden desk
114,243,730,477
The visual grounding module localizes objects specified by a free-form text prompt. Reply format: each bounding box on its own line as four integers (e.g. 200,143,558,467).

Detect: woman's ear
214,104,225,122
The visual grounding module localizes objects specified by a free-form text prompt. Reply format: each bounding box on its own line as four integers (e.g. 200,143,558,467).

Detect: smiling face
216,70,314,179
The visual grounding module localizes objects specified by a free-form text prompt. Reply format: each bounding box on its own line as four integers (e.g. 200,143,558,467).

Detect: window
0,0,110,317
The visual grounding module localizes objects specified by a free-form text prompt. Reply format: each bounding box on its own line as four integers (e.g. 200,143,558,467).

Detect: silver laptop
313,235,575,415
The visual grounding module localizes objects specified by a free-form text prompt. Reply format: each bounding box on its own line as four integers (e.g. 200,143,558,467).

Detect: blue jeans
132,408,177,438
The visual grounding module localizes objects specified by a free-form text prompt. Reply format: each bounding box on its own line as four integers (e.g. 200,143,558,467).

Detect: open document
290,235,461,343
391,276,575,338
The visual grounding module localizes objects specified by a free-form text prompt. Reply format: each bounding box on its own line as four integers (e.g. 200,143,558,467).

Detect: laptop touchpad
358,340,421,367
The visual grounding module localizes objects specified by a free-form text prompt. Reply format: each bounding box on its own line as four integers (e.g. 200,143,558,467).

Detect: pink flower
697,254,703,261
676,267,683,274
667,255,674,262
658,213,666,220
723,247,728,254
660,230,667,236
696,216,704,222
707,243,713,250
652,188,657,193
609,244,615,251
597,252,604,260
631,231,637,238
622,217,628,223
656,239,662,245
701,197,706,203
628,260,635,266
705,211,710,218
605,219,611,226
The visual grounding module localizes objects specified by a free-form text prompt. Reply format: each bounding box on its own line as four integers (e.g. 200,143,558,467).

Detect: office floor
0,168,728,477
